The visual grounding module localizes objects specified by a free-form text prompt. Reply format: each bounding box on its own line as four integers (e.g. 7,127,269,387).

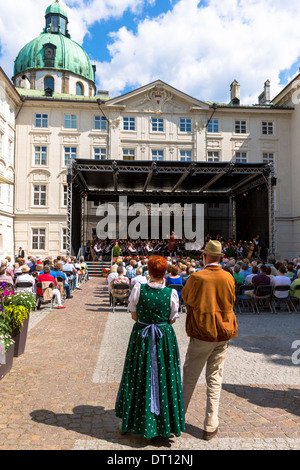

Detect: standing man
181,240,238,441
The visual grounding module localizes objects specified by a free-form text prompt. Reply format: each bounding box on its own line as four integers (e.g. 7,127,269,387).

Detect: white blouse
129,280,180,321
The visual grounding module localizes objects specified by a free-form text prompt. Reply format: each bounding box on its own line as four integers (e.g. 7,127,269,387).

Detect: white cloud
2,0,300,104
94,0,300,103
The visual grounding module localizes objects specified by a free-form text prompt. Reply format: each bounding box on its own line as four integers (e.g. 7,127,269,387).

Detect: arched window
44,76,54,92
76,82,83,96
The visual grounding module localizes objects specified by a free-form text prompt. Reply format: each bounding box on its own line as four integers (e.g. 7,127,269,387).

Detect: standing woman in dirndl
115,255,185,440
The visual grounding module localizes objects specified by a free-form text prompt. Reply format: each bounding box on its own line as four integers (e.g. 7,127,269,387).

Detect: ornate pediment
105,80,209,114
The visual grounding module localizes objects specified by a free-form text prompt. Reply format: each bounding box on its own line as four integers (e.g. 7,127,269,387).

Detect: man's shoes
203,428,218,441
57,305,66,309
66,295,73,299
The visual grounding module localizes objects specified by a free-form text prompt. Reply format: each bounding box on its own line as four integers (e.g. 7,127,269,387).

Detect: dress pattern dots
115,283,185,439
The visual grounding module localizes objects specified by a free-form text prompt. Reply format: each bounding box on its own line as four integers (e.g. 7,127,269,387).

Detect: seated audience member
126,260,138,280
130,267,147,288
240,262,251,282
271,265,292,306
0,264,14,287
285,264,296,281
233,264,244,284
14,258,25,276
245,264,270,298
245,265,259,284
111,266,130,302
54,263,72,299
107,266,118,294
37,265,66,310
166,265,183,298
15,265,35,293
63,257,77,289
290,270,300,301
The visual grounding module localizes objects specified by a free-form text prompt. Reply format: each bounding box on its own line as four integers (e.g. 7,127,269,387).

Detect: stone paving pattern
0,277,299,450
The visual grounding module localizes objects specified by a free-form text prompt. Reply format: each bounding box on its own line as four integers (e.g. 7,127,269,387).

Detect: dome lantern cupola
44,0,70,37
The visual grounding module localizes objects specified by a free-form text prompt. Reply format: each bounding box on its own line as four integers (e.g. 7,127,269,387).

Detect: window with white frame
34,146,47,165
7,184,12,205
64,147,77,165
207,151,220,162
8,140,13,163
94,116,107,130
180,150,192,161
234,120,247,134
94,148,106,160
32,228,45,250
263,152,274,164
0,133,3,156
62,228,67,251
123,149,135,160
33,185,46,206
123,117,135,131
235,152,247,163
207,119,219,133
179,118,192,133
64,114,77,129
35,113,48,128
262,121,273,135
63,185,68,207
151,118,164,132
152,150,164,161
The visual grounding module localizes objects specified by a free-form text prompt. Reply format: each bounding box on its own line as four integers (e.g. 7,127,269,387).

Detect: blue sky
2,0,300,103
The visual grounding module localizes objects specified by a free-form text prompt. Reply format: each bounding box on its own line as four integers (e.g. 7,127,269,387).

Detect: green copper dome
13,1,95,84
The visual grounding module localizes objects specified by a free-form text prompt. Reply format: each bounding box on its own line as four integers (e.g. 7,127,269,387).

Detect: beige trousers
182,337,228,432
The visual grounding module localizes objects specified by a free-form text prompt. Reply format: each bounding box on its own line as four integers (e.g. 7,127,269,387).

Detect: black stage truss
67,159,275,256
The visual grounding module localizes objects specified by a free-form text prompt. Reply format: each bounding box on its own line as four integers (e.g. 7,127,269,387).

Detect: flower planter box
0,343,15,381
11,313,30,357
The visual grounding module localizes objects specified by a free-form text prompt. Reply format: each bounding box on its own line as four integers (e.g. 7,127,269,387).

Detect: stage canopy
66,159,275,256
69,159,273,203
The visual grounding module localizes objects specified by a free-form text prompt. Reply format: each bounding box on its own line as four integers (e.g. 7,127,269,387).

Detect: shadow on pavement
30,405,176,448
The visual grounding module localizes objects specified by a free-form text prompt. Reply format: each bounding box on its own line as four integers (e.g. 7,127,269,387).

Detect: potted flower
0,314,15,380
102,267,110,277
4,291,36,357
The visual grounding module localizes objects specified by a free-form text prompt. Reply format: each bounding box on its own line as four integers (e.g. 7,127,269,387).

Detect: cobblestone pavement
0,277,299,451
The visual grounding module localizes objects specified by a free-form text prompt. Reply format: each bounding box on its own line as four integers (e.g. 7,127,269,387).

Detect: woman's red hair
148,255,168,279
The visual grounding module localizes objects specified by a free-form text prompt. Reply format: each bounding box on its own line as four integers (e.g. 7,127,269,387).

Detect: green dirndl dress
115,283,185,439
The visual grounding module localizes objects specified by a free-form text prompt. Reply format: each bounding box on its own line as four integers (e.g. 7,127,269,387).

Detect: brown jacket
181,266,238,342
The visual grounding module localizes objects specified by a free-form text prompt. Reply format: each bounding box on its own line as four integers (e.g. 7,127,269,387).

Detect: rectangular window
207,119,219,133
152,150,164,161
63,185,68,207
94,148,106,160
151,118,164,132
62,228,67,251
33,185,46,206
123,117,135,131
234,120,247,134
123,149,135,160
35,113,48,128
34,146,47,165
32,228,45,250
94,116,107,130
179,118,192,133
7,185,12,205
64,114,77,129
235,152,247,163
64,147,77,165
263,152,274,164
207,151,220,162
262,121,273,135
180,150,192,162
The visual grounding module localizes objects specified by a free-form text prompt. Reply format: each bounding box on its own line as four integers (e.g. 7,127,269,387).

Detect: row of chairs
235,283,300,314
109,281,185,313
